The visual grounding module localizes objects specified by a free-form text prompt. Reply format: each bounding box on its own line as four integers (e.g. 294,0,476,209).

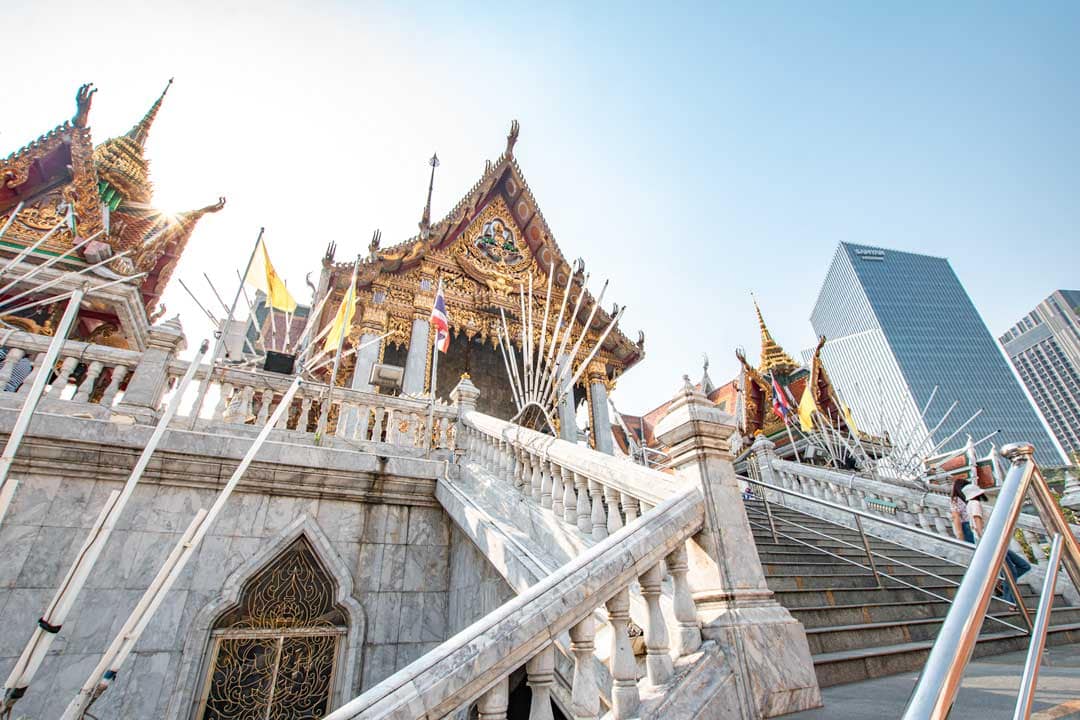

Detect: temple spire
126,78,173,148
752,295,798,374
419,152,439,235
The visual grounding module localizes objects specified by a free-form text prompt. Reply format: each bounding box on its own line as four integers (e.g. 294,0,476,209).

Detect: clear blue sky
3,1,1077,412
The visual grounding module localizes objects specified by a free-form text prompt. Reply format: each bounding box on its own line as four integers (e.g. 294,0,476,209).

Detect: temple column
114,317,187,423
654,379,822,717
402,274,436,396
350,307,388,393
557,353,578,442
587,361,614,454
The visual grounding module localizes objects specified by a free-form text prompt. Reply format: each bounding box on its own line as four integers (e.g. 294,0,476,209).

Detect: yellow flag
798,383,817,432
245,238,297,313
323,283,356,352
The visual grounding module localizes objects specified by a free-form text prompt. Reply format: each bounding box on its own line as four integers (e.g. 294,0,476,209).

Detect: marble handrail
325,487,704,720
766,456,1079,565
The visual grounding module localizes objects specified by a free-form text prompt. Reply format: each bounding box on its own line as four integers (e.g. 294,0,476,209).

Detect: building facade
1000,290,1080,459
809,243,1063,466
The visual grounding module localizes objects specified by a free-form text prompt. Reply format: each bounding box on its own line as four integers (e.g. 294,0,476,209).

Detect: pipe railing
741,475,1031,634
902,443,1080,720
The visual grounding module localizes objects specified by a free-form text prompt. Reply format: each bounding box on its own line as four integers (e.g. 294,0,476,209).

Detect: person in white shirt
962,483,1032,604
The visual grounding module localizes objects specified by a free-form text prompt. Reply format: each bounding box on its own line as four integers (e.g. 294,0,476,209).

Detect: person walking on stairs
962,483,1032,605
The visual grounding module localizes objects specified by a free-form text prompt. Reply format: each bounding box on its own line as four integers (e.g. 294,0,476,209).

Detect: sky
3,1,1078,413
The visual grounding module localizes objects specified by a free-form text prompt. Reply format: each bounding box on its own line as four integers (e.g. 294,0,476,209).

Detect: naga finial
419,153,440,235
368,229,382,259
505,119,520,156
703,353,709,372
73,83,96,128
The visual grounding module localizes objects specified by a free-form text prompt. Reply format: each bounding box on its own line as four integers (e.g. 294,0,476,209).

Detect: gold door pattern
197,538,347,720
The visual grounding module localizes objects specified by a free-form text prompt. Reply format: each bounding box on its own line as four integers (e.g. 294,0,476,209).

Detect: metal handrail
739,473,1032,626
742,489,1028,634
903,443,1080,720
1013,534,1065,720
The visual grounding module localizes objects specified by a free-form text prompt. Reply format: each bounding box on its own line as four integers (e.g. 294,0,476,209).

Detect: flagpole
188,228,263,429
426,277,443,456
316,256,359,442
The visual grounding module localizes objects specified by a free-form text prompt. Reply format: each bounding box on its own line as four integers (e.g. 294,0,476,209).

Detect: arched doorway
195,536,348,720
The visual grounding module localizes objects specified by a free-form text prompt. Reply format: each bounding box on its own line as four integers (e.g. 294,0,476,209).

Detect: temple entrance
195,537,347,720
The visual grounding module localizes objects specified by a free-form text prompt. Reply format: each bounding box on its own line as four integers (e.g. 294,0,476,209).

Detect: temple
311,121,643,447
0,82,223,349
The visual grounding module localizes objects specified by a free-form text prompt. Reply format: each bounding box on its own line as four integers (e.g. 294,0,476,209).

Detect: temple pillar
654,379,822,717
114,317,187,424
402,276,435,395
350,307,388,392
557,353,578,442
587,361,613,454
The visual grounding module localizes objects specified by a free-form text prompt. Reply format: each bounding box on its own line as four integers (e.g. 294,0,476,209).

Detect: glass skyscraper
808,243,1063,467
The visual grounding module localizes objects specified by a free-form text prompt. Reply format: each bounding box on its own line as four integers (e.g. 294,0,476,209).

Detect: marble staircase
744,500,1080,687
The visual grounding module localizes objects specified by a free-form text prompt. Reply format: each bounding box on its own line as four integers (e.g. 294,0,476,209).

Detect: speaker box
264,351,296,375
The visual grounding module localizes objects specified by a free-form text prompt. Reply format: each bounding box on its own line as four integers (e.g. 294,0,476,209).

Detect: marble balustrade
324,486,705,720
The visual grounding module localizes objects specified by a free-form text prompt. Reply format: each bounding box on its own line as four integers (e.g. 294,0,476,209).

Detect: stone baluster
212,382,233,422
0,348,25,388
540,458,553,509
569,616,600,719
639,562,673,686
371,406,384,442
561,466,577,525
605,587,640,719
621,494,639,524
17,352,47,395
298,395,313,432
384,408,396,443
240,385,256,423
257,388,273,425
605,487,623,536
931,507,951,537
550,460,564,517
358,404,372,440
513,448,526,490
1024,529,1047,563
115,318,186,422
589,479,607,541
475,676,509,720
666,543,702,656
72,360,104,403
45,356,76,397
98,365,127,407
531,454,544,503
575,472,592,534
525,645,555,720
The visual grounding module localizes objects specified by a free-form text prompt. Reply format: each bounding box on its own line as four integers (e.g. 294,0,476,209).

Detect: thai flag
430,284,450,353
771,376,792,424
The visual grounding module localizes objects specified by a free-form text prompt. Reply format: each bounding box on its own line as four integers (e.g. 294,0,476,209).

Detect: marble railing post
666,542,702,656
525,645,556,720
562,466,578,524
569,616,600,720
575,472,592,534
47,356,78,397
98,365,127,407
654,379,822,717
73,360,104,403
639,562,674,686
550,460,564,517
605,587,640,719
621,494,639,524
476,676,508,720
605,487,624,536
540,458,553,508
114,317,187,423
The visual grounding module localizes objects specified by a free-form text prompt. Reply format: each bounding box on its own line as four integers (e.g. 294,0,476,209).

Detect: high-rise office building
808,243,1063,466
1000,290,1080,459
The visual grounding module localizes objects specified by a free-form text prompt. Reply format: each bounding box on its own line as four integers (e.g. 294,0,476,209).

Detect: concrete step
762,560,966,580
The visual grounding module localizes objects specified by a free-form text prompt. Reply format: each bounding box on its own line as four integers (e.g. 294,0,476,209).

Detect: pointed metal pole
188,229,263,428
0,287,84,526
1,341,207,712
317,257,359,441
0,201,25,245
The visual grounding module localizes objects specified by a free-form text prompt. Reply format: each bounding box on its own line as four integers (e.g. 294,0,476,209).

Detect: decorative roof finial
419,152,439,235
72,83,97,128
752,293,798,374
505,119,520,156
126,78,173,148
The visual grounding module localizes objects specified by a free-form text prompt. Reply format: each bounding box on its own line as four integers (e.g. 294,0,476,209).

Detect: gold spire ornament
753,296,798,374
93,78,173,206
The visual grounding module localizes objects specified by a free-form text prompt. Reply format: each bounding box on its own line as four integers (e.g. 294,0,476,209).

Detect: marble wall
0,470,453,720
447,525,515,634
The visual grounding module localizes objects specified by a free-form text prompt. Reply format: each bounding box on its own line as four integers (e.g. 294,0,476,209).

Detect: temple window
196,537,347,720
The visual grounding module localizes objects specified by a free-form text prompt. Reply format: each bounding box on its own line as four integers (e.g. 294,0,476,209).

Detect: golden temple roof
754,297,798,375
93,79,172,206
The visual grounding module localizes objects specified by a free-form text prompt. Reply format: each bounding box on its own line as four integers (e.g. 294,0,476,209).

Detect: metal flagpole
426,277,443,455
316,256,358,441
1,341,208,714
188,229,264,429
0,287,85,527
202,273,258,357
60,377,303,720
